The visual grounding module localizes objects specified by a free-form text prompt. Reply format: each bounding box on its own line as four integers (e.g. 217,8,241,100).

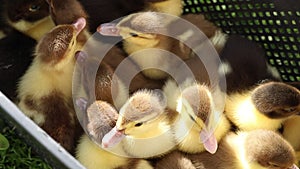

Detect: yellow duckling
225,81,300,131
17,17,88,153
169,80,230,154
101,89,178,158
76,100,153,169
97,11,226,80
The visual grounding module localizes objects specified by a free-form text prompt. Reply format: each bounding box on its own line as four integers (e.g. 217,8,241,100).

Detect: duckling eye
189,114,196,122
268,162,280,168
134,122,143,127
29,4,41,12
71,40,75,46
129,33,139,37
283,107,296,112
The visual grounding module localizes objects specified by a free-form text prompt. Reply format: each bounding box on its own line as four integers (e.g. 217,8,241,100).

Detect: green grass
0,120,52,169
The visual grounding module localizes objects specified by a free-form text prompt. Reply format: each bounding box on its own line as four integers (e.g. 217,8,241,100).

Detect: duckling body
225,81,300,132
17,18,87,153
77,134,153,169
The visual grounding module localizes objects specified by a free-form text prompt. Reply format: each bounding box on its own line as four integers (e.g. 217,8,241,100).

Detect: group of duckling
10,0,300,168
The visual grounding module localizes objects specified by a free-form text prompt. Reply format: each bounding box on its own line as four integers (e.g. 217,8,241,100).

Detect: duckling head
98,12,178,80
244,129,298,169
85,100,119,144
251,82,300,119
176,84,220,154
36,17,86,69
98,12,165,48
102,89,168,148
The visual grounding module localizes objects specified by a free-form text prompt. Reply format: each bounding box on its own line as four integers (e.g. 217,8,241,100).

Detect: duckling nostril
97,23,120,36
116,128,125,133
289,164,299,169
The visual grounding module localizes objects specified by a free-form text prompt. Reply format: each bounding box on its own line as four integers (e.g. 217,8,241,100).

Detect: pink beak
73,17,86,36
101,126,125,148
97,23,120,36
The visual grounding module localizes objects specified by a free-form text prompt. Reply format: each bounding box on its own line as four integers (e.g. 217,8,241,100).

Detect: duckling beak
73,17,86,36
97,23,120,36
200,129,218,154
101,126,125,148
290,164,299,169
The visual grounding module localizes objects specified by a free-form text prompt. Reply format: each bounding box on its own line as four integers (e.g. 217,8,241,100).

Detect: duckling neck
172,109,209,153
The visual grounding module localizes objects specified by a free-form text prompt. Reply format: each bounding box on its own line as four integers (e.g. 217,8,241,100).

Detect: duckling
102,89,178,158
17,17,87,153
225,81,300,132
2,0,55,41
76,100,153,169
97,12,225,80
156,130,299,169
166,80,230,154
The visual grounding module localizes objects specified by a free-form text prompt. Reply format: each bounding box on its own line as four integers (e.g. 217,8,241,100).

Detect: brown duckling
156,130,299,169
17,17,87,153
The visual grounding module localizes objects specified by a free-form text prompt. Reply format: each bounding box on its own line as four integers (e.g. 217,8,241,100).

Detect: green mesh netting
183,0,300,82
